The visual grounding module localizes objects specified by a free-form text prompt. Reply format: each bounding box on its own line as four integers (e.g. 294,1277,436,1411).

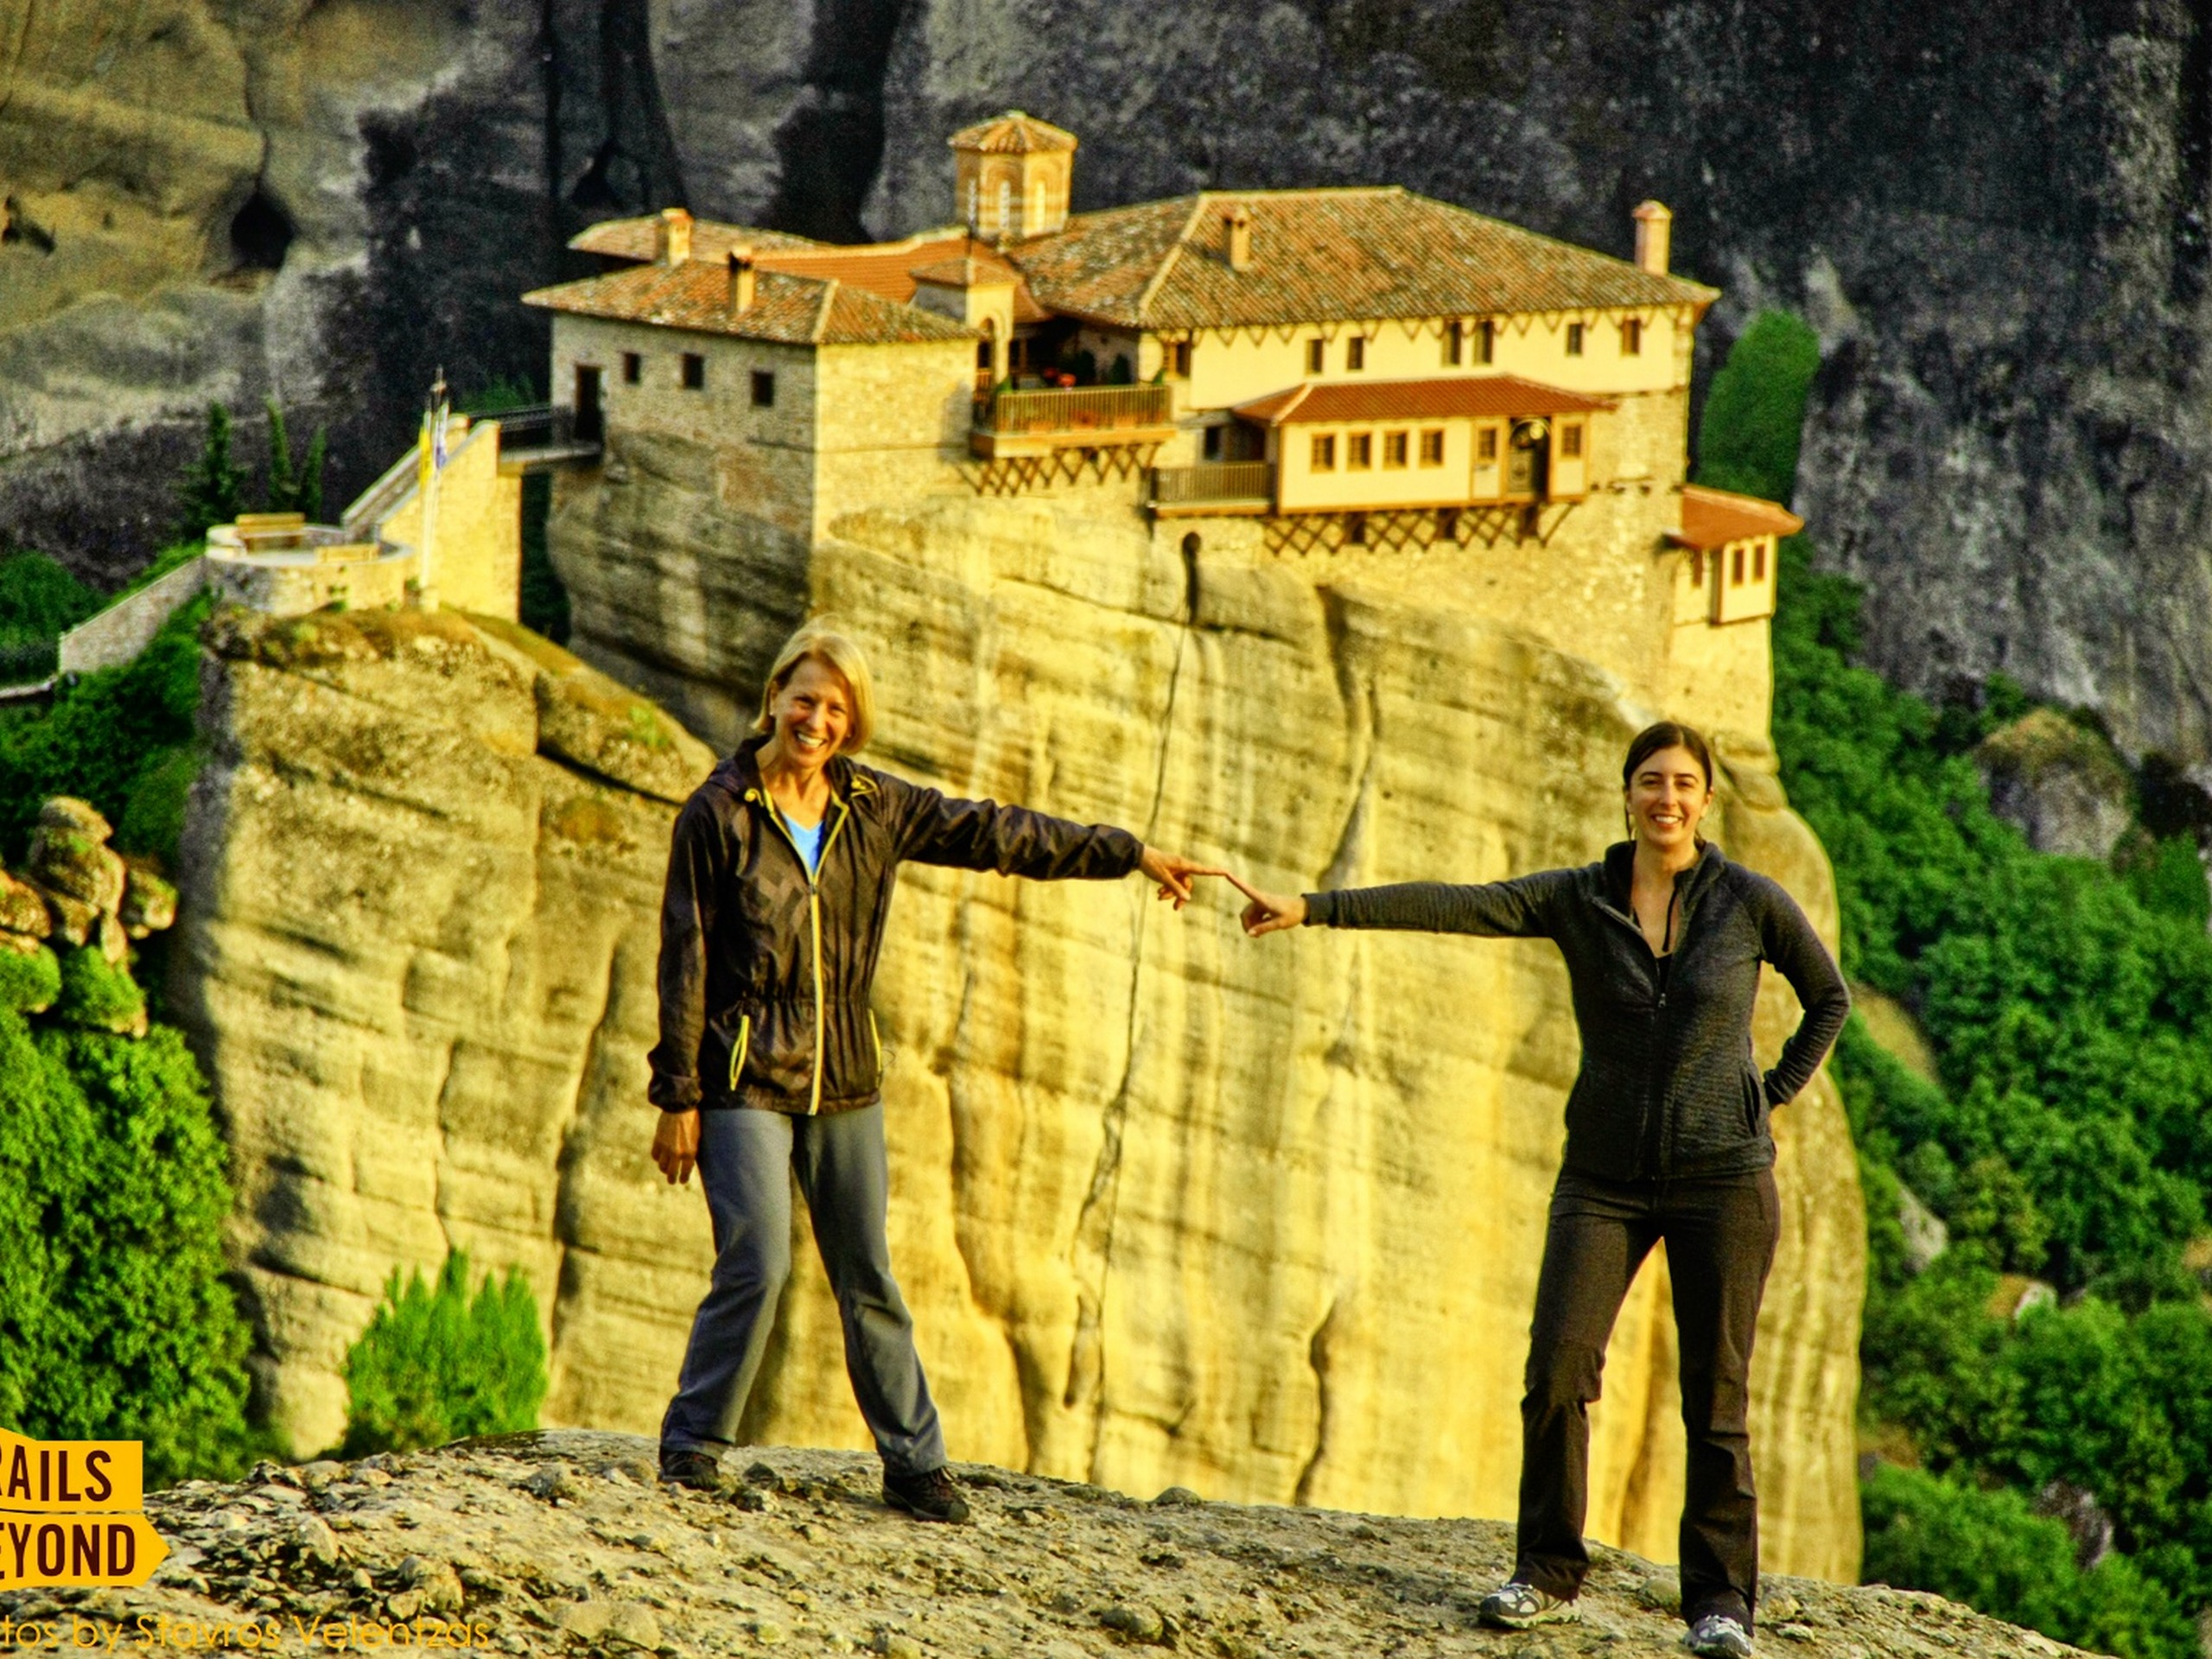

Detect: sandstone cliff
174,581,1862,1580
7,2,2212,776
6,1434,2078,1659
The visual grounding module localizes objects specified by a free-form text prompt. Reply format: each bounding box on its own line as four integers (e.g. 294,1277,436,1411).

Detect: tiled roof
1669,484,1804,549
521,262,976,346
948,111,1077,154
909,254,1020,287
1235,375,1614,425
568,220,1052,325
568,216,823,264
1004,188,1717,330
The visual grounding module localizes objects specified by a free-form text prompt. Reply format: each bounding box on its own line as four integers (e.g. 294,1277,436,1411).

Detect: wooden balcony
969,384,1177,458
1150,461,1277,516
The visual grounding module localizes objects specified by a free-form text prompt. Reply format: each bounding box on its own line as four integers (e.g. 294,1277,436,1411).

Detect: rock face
3,1434,2084,1659
174,579,1865,1580
171,605,717,1456
7,3,2212,775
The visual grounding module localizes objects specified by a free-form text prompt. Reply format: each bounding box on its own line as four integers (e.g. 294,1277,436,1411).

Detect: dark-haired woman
1229,722,1847,1659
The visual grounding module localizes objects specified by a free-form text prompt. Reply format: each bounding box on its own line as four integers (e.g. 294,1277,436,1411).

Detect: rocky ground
1,1433,2080,1659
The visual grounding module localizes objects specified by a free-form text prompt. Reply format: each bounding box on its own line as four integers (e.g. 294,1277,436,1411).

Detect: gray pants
658,1104,946,1476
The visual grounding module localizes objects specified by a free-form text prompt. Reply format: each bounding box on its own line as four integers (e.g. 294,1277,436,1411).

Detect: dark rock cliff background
4,0,2210,770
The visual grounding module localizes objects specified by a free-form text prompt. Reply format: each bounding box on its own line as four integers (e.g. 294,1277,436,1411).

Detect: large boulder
1977,710,2134,860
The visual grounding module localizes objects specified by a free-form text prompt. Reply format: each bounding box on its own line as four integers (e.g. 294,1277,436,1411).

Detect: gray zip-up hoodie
1305,841,1849,1180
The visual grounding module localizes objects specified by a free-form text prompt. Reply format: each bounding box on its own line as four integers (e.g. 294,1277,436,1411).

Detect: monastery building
523,112,1800,742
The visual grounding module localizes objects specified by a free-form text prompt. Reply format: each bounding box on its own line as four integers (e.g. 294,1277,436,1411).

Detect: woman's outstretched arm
1230,869,1575,938
885,772,1220,906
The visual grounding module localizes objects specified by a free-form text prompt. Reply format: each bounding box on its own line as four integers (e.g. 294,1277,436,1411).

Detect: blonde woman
649,620,1218,1521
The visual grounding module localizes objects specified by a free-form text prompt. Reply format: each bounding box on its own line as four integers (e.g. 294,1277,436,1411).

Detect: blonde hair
753,620,876,756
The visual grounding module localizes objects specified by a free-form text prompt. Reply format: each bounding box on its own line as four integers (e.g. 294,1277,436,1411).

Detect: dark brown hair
1621,721,1714,791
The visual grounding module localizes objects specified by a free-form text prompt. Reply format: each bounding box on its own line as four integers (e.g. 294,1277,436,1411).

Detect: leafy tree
176,404,245,539
0,594,207,862
0,551,102,683
0,1006,260,1486
1694,310,1821,503
340,1249,548,1456
1862,1464,2199,1659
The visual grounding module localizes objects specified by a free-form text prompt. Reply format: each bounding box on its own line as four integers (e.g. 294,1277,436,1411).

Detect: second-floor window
1478,320,1495,364
752,370,776,408
1169,340,1192,377
1560,423,1584,457
622,352,641,385
1622,318,1643,355
1566,322,1585,357
1420,429,1445,466
1348,432,1373,469
1306,338,1325,373
1310,434,1336,471
1347,337,1367,372
681,352,705,390
1478,429,1499,461
1446,321,1465,365
1382,431,1408,468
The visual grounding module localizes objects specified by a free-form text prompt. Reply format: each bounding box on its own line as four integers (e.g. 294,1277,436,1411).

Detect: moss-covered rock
54,945,145,1036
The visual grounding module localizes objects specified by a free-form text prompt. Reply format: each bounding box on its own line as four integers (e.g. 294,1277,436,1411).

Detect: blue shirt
781,810,824,874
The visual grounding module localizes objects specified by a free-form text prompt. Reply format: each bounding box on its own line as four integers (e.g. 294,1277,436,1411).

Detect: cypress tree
299,425,328,524
175,404,245,538
264,397,296,513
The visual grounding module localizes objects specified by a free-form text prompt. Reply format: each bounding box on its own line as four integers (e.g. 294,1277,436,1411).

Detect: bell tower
948,111,1077,242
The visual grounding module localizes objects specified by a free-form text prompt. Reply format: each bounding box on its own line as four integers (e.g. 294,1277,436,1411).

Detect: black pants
1514,1167,1781,1629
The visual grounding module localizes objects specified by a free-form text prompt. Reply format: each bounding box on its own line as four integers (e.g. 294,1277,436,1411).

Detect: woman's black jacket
650,738,1142,1116
1303,841,1849,1180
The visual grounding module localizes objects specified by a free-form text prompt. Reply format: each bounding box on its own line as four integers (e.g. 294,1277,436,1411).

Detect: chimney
657,206,693,265
728,247,756,313
1631,200,1672,276
1224,206,1252,272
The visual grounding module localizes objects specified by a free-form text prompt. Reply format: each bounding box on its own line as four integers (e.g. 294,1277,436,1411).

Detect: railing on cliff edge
1151,461,1277,511
973,384,1175,437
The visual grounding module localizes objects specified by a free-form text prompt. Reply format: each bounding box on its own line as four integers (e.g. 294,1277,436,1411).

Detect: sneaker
658,1446,730,1493
1685,1614,1754,1658
881,1465,971,1524
1478,1581,1580,1630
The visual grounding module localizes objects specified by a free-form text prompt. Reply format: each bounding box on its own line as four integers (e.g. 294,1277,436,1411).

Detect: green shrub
53,947,144,1033
0,551,100,640
1694,311,1821,503
340,1250,548,1456
0,594,208,861
0,946,60,1014
0,1007,257,1485
117,744,203,866
1863,1463,2200,1659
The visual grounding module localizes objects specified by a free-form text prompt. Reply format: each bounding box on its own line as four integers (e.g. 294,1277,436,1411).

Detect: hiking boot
1478,1581,1580,1630
658,1446,730,1493
1685,1614,1754,1658
881,1465,971,1524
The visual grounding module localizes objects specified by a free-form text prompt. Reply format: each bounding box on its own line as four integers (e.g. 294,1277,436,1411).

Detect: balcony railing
974,384,1174,438
494,404,575,448
1150,461,1277,512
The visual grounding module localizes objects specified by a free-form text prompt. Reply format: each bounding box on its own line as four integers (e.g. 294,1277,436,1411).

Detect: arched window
1032,179,1046,229
997,180,1012,234
967,179,979,229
